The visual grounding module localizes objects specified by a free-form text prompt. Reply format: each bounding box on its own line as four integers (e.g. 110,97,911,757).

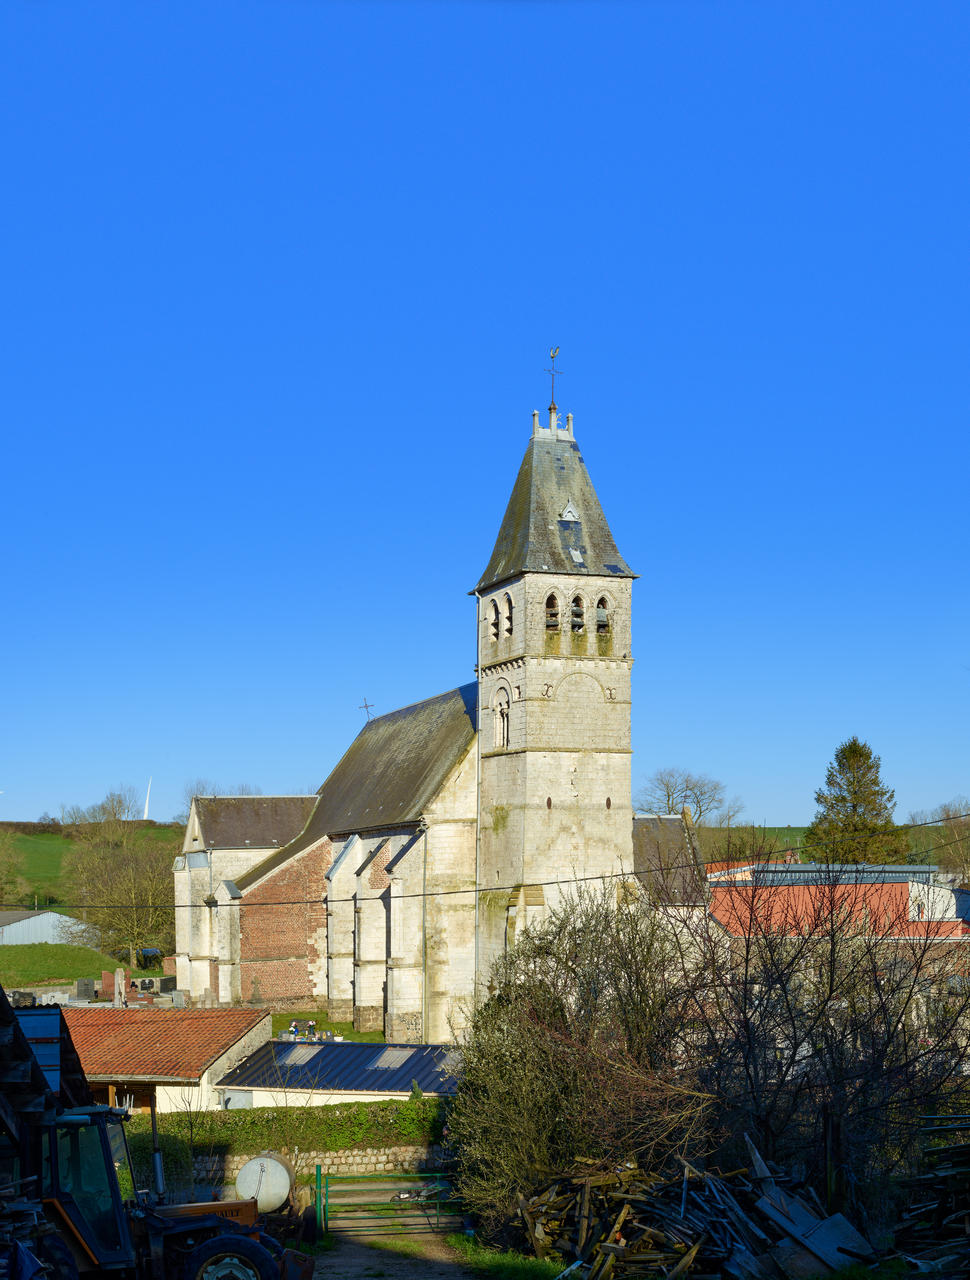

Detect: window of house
596,597,611,635
571,596,585,633
488,600,500,643
503,593,514,637
494,688,510,749
545,594,560,630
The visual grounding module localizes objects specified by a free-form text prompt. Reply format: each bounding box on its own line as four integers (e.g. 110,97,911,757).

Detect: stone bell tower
473,394,637,987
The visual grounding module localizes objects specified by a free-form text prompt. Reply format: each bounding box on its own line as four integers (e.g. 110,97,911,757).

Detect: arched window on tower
494,688,510,749
488,599,500,643
571,595,585,633
545,594,560,631
503,593,514,637
596,597,611,635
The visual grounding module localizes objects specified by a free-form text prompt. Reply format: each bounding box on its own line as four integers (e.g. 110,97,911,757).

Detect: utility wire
6,821,970,913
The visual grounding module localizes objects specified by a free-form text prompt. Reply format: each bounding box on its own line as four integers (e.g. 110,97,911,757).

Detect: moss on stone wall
491,805,509,833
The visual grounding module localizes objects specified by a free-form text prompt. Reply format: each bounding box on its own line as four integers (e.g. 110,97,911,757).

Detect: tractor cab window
53,1121,124,1255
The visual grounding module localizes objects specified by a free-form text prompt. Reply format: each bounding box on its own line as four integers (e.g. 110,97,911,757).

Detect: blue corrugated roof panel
216,1041,458,1096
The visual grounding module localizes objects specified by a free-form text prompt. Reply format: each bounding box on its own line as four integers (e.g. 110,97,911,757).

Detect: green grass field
2,824,184,907
0,942,126,989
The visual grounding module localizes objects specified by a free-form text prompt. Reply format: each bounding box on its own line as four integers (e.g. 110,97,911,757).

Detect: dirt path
313,1229,479,1278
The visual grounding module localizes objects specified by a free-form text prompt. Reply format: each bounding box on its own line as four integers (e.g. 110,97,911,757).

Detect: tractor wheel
181,1233,278,1280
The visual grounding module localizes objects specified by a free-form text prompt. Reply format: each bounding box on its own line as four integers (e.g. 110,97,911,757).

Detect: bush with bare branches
449,888,712,1228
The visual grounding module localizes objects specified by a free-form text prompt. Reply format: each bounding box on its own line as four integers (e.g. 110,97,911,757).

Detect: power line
5,821,970,913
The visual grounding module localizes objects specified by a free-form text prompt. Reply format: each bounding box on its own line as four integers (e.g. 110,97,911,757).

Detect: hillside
0,821,184,908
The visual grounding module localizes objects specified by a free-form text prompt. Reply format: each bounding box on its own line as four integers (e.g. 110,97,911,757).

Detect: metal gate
315,1169,463,1236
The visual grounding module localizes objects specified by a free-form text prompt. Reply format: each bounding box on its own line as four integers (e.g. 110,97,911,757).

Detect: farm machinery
0,983,313,1280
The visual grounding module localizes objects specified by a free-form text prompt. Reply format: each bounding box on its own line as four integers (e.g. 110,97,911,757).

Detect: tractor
0,983,313,1280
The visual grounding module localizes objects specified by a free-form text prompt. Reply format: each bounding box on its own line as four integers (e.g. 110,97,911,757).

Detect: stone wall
169,1143,447,1202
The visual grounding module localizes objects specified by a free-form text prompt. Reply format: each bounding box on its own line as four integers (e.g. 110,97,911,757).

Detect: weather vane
545,346,562,405
359,697,374,721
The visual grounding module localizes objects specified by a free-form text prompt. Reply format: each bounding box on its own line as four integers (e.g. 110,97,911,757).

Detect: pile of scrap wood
895,1115,970,1272
516,1137,874,1280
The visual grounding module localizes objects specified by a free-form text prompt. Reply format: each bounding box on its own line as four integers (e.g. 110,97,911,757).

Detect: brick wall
239,840,332,1001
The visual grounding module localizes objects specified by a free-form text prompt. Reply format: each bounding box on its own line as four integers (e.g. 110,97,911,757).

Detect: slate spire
475,410,635,592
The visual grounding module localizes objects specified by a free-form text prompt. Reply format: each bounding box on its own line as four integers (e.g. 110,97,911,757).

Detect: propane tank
235,1152,294,1213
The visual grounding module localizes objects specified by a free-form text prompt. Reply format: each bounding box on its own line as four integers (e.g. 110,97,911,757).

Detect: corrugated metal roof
475,433,635,592
217,1040,459,1096
0,986,66,1140
0,909,39,927
14,1006,92,1107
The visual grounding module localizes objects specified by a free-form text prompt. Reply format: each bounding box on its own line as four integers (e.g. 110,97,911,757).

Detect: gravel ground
312,1229,479,1277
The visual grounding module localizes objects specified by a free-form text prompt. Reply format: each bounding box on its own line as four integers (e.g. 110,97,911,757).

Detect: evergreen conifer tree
805,736,910,863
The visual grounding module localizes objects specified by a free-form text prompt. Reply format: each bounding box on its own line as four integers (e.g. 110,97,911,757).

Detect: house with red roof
707,861,970,942
62,1007,271,1113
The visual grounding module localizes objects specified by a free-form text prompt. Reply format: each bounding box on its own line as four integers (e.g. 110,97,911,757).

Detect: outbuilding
62,1006,272,1113
216,1040,457,1109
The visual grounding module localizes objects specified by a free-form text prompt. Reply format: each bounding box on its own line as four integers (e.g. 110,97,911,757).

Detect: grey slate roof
194,796,317,850
475,432,635,592
217,1040,458,1096
306,684,478,839
633,814,706,906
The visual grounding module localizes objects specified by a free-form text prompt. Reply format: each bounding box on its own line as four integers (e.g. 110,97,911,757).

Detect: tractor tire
181,1233,278,1280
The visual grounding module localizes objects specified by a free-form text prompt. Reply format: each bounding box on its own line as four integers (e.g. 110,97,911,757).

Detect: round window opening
606,797,612,809
546,797,552,810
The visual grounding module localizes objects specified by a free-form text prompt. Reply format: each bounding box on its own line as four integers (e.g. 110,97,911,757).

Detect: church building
174,397,682,1042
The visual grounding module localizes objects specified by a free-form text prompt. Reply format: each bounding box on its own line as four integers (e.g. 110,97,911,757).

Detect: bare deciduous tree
636,767,741,826
454,870,970,1232
0,830,28,906
62,791,175,965
450,888,712,1229
910,797,970,884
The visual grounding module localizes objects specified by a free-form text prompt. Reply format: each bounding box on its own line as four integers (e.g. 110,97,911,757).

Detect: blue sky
2,1,967,826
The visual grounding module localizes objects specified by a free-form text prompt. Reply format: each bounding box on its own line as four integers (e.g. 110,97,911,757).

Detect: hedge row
125,1097,446,1179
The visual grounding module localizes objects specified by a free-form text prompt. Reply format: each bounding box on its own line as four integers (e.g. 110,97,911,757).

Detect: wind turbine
143,778,152,821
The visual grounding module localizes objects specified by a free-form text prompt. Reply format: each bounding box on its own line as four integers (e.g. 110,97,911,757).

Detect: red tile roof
709,881,969,939
63,1008,270,1082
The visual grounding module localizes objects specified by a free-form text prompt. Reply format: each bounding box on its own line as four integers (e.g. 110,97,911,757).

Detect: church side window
596,597,611,635
494,688,510,749
545,594,560,631
571,595,585,633
503,593,514,637
488,599,500,643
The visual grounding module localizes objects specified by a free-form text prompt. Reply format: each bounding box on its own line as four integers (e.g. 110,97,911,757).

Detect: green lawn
3,824,184,907
0,942,125,989
271,1007,385,1043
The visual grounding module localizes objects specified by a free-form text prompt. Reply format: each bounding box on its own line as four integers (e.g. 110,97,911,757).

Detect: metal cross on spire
545,346,562,406
359,697,375,721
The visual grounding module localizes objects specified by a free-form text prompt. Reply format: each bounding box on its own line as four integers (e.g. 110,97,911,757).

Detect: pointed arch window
571,595,585,633
545,594,560,631
503,593,514,638
494,688,510,749
488,599,500,643
596,597,611,635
